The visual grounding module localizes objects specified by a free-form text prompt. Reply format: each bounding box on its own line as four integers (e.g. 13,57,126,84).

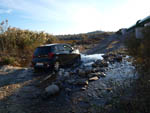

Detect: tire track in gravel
0,67,43,113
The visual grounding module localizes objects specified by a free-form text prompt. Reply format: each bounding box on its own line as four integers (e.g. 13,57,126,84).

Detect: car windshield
34,46,52,56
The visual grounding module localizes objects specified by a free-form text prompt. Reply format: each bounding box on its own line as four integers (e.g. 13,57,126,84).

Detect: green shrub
1,56,15,65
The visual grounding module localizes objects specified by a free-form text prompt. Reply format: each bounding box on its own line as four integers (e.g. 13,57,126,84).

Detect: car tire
76,56,81,64
54,61,60,72
33,67,39,73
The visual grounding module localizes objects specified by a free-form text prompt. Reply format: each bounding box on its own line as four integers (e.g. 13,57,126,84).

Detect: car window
34,46,51,55
52,45,59,52
63,45,72,51
57,45,65,51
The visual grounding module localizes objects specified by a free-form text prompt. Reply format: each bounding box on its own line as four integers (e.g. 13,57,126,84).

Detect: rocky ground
0,52,138,113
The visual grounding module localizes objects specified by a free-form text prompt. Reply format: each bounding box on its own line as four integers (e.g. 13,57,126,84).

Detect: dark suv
31,43,81,71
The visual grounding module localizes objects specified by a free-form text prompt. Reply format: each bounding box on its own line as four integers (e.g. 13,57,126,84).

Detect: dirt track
0,67,83,113
0,68,41,113
86,34,124,54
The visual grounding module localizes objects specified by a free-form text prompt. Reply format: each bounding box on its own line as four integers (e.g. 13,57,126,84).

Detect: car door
63,44,78,65
56,44,69,66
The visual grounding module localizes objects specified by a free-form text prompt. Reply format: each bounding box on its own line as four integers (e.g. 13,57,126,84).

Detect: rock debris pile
43,53,133,97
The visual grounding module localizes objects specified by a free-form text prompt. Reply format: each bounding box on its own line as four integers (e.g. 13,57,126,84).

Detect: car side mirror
72,47,74,51
71,49,80,54
70,47,74,52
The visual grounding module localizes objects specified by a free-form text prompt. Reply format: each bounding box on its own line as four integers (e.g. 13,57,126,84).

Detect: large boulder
93,60,108,68
89,76,99,81
45,84,60,96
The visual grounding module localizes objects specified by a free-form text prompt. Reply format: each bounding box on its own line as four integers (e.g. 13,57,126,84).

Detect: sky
0,0,150,35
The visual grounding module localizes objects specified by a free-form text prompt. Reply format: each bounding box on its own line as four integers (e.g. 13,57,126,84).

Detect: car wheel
33,67,39,73
76,56,81,64
54,61,60,72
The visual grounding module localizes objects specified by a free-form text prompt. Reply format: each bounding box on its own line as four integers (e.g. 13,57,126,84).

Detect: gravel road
86,34,125,54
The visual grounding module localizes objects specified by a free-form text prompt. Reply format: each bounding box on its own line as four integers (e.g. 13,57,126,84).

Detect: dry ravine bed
0,53,138,113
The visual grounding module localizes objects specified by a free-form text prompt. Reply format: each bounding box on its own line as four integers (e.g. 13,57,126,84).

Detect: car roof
38,43,68,47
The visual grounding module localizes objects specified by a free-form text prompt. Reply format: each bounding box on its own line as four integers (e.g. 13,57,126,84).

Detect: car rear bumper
31,59,55,69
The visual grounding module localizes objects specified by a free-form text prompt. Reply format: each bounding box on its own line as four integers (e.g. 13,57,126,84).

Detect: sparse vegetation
0,56,16,65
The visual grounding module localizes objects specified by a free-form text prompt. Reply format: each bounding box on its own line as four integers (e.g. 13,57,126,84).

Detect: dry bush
0,20,58,66
0,56,16,65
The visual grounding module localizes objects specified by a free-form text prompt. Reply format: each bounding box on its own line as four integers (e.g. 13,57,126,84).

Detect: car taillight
48,52,54,59
31,62,34,67
32,55,36,59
